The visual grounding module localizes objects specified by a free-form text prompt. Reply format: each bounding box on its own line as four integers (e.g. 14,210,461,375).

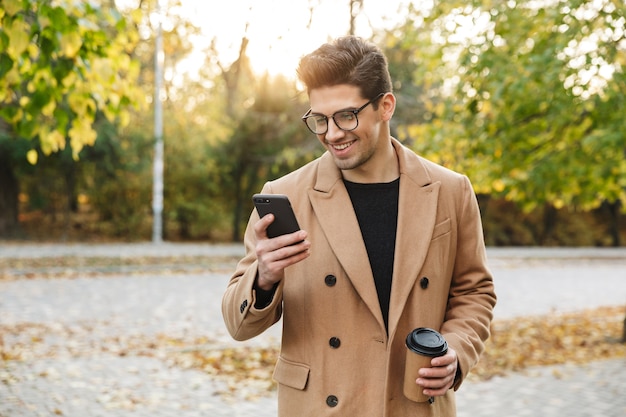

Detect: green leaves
0,0,142,162
4,18,29,57
394,0,626,213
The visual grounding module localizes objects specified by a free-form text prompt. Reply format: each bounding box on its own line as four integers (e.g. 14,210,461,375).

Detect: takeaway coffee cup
403,327,448,402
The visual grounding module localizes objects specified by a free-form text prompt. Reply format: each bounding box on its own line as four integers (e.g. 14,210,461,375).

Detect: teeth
333,142,352,150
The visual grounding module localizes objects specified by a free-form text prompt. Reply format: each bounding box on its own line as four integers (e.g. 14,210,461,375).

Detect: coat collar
307,138,441,336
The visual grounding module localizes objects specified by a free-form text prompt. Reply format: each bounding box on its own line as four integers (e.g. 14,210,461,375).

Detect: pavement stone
1,356,277,417
1,243,625,417
457,359,626,417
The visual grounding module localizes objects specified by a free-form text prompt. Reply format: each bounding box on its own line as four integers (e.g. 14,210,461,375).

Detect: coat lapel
307,153,384,330
388,140,440,337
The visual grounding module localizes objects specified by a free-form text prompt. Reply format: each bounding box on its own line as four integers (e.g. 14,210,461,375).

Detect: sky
173,0,414,78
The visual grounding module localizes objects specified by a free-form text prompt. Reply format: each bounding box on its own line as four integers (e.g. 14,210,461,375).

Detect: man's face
308,84,387,174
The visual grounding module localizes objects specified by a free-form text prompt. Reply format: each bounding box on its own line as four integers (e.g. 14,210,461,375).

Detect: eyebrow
309,105,359,116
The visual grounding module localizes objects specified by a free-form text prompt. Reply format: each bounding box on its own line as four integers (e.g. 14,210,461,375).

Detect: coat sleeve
221,196,284,341
441,175,496,390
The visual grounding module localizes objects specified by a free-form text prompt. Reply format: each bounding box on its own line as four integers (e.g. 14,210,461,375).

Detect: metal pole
152,0,164,243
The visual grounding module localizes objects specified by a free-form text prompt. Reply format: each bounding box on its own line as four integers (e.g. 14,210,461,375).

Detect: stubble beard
332,143,376,173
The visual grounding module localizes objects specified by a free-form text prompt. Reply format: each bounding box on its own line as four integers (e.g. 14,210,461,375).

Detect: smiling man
222,36,496,417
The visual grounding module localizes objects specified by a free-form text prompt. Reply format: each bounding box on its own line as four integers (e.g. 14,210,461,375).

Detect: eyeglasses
301,93,385,135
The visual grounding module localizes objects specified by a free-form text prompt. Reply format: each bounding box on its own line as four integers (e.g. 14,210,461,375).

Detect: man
222,36,496,416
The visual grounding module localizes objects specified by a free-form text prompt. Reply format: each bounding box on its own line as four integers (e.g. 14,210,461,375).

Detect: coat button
324,274,337,286
326,395,338,407
329,337,341,348
420,277,429,289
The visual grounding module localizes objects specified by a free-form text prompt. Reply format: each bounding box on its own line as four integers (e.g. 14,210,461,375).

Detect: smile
330,141,355,151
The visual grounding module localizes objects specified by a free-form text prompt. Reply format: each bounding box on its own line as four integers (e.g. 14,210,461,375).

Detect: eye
312,114,327,123
336,111,356,122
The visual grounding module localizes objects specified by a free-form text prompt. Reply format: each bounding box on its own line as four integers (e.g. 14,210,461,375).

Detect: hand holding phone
252,194,309,290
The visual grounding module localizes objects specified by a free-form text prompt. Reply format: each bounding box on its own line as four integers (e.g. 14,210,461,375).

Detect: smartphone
252,194,301,238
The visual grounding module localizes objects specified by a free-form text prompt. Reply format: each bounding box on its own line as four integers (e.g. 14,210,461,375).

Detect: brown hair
297,36,392,104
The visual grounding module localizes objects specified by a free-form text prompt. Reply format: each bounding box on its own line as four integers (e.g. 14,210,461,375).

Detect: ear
380,93,396,122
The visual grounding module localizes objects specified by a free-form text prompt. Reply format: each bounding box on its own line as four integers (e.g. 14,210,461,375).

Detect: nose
324,117,345,142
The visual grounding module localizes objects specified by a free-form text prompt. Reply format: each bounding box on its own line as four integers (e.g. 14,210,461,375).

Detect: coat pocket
431,218,451,240
272,356,310,390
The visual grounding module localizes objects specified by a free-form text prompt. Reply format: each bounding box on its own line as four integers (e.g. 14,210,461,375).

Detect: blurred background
2,3,625,415
1,0,625,246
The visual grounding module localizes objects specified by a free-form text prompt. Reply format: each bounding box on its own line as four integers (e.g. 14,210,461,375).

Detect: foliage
31,0,222,241
214,69,321,241
0,0,143,161
0,254,240,279
377,11,433,142
474,305,626,380
84,126,154,238
161,74,233,240
0,0,144,238
3,0,626,245
479,197,617,246
395,0,626,214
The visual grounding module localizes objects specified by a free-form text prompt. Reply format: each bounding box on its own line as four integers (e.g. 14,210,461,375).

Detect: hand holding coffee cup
403,327,448,402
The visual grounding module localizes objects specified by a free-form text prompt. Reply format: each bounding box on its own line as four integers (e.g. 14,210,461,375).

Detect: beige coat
222,139,496,416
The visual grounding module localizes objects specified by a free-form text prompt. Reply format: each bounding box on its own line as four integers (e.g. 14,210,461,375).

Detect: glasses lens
305,115,327,134
333,111,358,131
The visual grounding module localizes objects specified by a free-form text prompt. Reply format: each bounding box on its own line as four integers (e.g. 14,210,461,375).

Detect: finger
274,229,308,247
430,351,456,367
417,372,453,387
417,375,454,398
264,236,310,264
254,213,275,239
418,364,452,379
257,232,310,275
422,384,451,397
267,246,311,272
257,231,308,258
422,373,455,395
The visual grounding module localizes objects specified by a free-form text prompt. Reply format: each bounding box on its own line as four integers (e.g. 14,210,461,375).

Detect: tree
0,0,142,236
394,0,626,245
215,67,317,241
376,4,441,144
160,70,233,240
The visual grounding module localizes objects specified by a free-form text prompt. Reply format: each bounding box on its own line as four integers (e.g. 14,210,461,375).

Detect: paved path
1,243,625,416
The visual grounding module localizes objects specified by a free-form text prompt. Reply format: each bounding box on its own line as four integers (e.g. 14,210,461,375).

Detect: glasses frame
301,92,385,135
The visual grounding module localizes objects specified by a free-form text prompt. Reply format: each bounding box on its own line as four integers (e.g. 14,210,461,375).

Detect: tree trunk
61,159,79,241
0,149,21,238
231,166,243,242
540,204,557,245
349,0,363,36
602,200,622,247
